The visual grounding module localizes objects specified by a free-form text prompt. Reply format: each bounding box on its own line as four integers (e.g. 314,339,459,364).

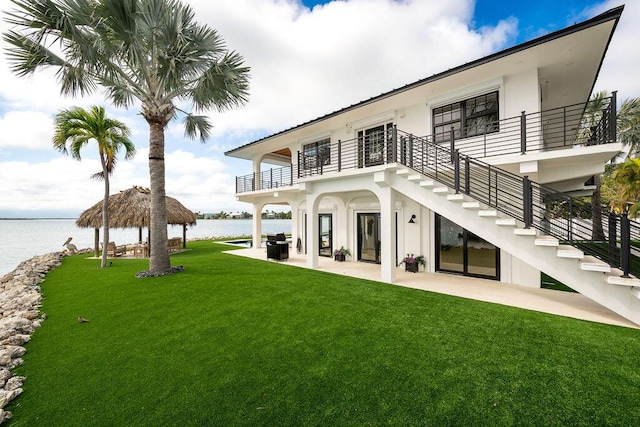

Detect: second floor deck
236,95,618,194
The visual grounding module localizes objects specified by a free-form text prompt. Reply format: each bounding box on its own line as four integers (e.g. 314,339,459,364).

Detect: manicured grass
7,242,640,426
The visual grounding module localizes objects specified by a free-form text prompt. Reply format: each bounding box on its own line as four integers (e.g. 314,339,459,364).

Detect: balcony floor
225,246,638,329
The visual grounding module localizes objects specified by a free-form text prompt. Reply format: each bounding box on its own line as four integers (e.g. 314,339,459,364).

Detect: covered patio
76,185,197,257
224,245,638,329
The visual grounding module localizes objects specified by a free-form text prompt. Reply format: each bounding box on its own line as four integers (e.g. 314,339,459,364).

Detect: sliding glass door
436,214,499,280
358,213,381,263
438,216,464,273
319,214,332,257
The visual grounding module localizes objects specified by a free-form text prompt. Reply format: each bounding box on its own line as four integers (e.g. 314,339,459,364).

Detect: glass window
433,91,499,142
357,122,393,167
302,138,330,170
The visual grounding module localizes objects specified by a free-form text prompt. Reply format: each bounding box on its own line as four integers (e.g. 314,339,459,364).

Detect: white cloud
189,0,517,135
0,147,234,215
0,111,54,150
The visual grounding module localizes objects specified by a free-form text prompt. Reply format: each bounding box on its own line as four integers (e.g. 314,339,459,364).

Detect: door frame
357,212,381,264
434,214,500,280
319,213,333,257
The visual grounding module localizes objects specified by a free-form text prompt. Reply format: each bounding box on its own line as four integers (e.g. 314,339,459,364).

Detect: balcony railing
400,127,635,277
234,95,617,193
448,93,616,158
236,165,294,193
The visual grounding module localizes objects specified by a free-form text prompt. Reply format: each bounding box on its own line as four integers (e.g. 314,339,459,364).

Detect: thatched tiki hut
77,186,197,256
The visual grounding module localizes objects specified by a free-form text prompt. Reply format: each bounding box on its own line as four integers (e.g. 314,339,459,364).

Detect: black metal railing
235,96,617,194
236,95,618,191
440,94,617,158
396,127,636,278
235,165,294,193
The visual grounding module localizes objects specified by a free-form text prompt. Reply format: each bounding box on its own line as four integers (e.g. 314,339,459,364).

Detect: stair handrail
396,128,636,278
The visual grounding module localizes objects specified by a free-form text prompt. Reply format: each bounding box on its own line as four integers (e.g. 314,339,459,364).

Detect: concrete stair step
557,245,584,259
446,193,465,202
478,209,498,217
535,235,559,247
419,179,436,188
462,201,481,210
605,270,640,287
495,218,517,226
580,255,612,273
407,174,422,182
514,228,537,236
433,187,450,195
396,168,410,176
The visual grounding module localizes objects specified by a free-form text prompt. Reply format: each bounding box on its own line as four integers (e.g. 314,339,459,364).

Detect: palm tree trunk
591,174,605,240
149,121,171,272
101,155,109,268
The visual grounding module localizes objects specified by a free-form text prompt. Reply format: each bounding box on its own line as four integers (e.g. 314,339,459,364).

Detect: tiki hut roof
76,186,197,229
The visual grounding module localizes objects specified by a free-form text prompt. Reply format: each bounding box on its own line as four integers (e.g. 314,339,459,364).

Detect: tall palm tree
581,91,610,240
4,0,250,274
581,92,640,238
611,158,640,218
53,106,135,268
617,97,640,159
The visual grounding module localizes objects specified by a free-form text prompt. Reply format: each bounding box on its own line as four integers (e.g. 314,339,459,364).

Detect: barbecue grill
266,232,289,260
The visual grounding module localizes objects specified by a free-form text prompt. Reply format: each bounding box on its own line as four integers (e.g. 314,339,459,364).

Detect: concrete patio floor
225,246,639,329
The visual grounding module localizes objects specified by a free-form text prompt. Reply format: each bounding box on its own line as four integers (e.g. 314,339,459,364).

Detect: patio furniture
133,244,148,258
106,242,126,257
266,233,289,260
168,237,182,252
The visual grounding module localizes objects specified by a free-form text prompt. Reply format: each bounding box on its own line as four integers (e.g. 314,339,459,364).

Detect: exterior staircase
391,166,640,326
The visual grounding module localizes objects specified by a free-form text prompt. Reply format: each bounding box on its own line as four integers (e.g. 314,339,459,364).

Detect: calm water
0,218,291,277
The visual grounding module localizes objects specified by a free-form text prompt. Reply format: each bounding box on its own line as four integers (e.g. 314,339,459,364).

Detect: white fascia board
425,76,504,108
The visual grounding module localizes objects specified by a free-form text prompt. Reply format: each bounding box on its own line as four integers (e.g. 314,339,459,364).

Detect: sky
0,0,637,218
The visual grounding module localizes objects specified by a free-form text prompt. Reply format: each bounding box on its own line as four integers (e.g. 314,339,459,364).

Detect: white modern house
225,6,640,325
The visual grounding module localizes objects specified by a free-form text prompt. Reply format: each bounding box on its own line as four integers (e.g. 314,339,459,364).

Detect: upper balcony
235,95,620,195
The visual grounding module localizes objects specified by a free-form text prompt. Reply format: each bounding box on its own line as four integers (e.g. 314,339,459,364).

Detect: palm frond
8,0,249,162
2,29,67,76
182,113,213,142
189,51,250,112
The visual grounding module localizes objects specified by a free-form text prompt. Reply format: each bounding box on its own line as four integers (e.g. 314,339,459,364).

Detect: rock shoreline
0,251,66,424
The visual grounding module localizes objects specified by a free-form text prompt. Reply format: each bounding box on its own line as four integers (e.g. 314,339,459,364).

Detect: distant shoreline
0,217,77,220
0,217,288,220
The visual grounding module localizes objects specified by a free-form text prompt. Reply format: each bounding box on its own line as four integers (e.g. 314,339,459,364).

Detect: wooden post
183,224,187,248
94,228,100,257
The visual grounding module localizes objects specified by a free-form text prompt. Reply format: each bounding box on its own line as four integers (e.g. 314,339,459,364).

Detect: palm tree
4,0,250,274
611,158,640,218
617,97,640,159
581,92,640,238
581,91,610,240
53,106,135,268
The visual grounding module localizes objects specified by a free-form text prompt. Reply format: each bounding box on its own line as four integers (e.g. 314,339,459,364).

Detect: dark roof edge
225,5,624,155
585,5,624,100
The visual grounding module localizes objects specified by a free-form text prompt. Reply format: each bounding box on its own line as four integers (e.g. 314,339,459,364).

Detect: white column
252,202,263,249
379,186,397,283
252,158,261,191
334,196,348,253
306,193,319,269
290,200,300,253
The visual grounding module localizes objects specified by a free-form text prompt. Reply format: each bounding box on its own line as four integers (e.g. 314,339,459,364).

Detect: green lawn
7,242,640,426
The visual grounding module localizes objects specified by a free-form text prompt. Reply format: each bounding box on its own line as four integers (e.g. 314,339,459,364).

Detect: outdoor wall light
408,214,416,224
